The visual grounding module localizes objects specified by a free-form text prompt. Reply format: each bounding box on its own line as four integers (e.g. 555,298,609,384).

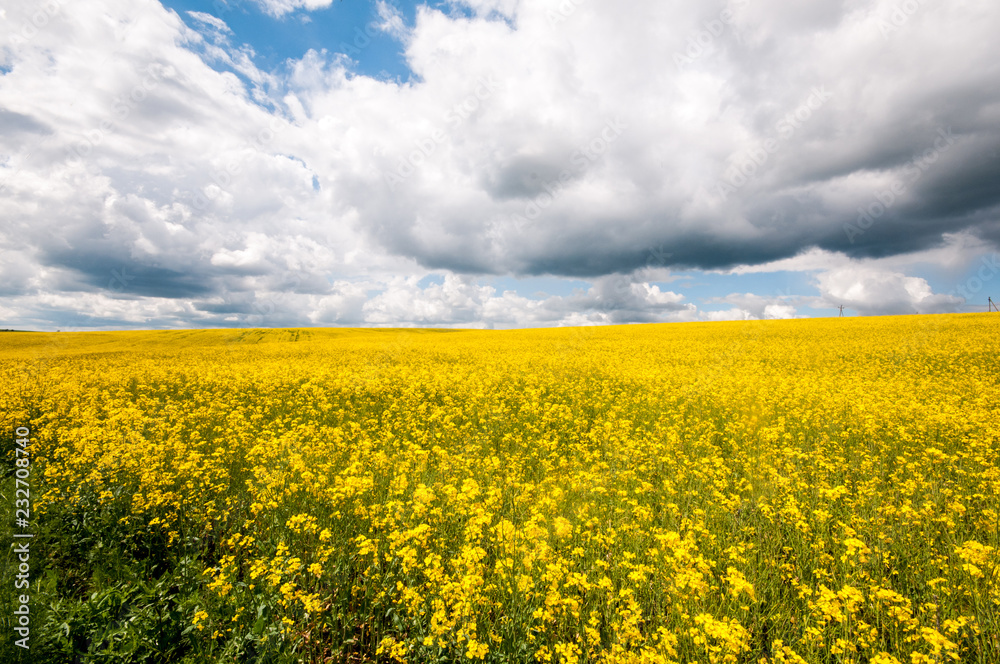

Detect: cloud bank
1,0,998,329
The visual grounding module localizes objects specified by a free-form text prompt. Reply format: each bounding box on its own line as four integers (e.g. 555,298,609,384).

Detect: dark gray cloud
46,246,215,298
0,108,51,136
332,0,1000,277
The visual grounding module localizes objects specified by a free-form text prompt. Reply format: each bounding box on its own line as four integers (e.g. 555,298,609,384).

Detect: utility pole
990,297,998,312
838,305,845,317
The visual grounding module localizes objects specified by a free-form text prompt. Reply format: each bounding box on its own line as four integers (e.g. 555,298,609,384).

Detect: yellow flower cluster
1,314,998,662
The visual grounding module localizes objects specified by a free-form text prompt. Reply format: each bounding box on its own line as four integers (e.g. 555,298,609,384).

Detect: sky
1,0,999,330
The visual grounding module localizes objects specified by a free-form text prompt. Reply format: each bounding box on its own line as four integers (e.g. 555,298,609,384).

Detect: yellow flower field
1,314,998,663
